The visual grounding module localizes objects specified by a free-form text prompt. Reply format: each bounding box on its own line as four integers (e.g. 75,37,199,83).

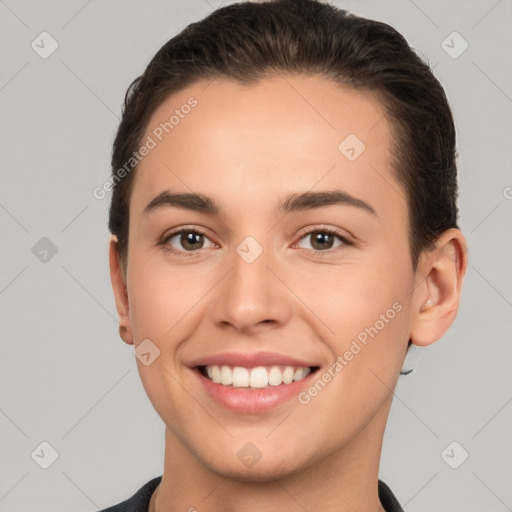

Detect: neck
154,398,391,512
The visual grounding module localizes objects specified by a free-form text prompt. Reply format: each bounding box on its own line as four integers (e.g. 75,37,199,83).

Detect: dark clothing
378,479,405,512
98,475,404,511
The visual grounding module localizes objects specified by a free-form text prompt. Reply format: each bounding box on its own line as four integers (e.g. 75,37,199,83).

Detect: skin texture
109,74,467,512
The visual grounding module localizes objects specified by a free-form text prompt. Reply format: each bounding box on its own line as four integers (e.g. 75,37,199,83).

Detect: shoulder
96,475,162,512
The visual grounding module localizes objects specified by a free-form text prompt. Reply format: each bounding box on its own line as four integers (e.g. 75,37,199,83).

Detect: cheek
307,242,414,382
127,261,180,341
126,262,200,422
126,254,217,347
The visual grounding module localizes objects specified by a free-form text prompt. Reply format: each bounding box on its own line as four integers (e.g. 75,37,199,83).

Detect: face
115,74,422,479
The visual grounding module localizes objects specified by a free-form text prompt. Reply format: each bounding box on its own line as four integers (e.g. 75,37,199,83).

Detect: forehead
130,74,403,221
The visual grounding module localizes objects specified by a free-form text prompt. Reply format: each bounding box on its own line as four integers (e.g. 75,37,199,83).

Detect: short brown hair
108,0,459,275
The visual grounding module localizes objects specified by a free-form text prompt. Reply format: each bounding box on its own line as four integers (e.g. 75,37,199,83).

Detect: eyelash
160,226,353,258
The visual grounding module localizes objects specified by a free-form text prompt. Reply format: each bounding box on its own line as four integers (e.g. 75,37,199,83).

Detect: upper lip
188,351,320,369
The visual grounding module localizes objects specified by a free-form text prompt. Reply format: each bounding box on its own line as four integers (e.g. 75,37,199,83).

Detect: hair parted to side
108,0,459,277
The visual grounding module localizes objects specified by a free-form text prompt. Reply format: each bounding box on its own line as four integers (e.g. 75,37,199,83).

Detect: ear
109,235,134,345
409,228,468,346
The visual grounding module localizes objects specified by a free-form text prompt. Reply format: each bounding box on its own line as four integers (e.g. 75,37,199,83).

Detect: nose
210,240,293,336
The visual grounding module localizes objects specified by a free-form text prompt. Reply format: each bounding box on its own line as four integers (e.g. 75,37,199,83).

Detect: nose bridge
211,233,291,332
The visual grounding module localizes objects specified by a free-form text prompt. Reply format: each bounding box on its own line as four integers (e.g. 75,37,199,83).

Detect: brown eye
296,228,351,253
309,232,337,251
164,229,215,253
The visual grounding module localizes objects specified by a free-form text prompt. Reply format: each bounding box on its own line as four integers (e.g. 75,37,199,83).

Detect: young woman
103,0,467,510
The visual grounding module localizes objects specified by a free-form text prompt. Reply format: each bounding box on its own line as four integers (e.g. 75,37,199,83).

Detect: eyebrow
142,189,377,218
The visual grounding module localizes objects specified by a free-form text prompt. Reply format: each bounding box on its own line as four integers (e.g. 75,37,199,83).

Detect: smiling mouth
196,365,320,389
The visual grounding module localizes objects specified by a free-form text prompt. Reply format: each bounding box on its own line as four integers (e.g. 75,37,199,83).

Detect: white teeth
220,365,232,386
282,366,294,384
268,366,283,386
202,364,313,388
211,365,221,384
249,367,268,388
293,367,311,381
232,367,249,387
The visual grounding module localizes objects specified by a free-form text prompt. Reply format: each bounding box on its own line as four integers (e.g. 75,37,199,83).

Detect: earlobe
409,228,468,347
109,236,134,345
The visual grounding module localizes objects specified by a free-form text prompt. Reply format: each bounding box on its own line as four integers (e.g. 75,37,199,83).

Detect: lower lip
193,368,317,413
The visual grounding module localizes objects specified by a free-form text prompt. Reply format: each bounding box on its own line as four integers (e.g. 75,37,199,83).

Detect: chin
212,461,303,483
199,448,310,483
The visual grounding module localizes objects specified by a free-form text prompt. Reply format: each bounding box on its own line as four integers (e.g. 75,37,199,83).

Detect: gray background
1,0,511,510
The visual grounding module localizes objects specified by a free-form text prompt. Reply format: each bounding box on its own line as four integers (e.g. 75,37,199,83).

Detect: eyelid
295,224,353,242
163,224,211,239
